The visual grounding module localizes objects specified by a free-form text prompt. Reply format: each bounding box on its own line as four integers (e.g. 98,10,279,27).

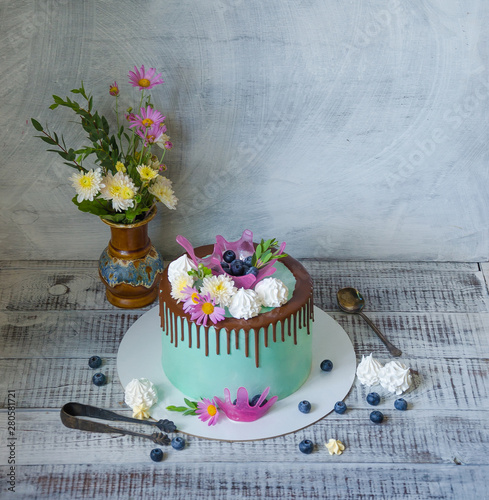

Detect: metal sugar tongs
60,402,177,445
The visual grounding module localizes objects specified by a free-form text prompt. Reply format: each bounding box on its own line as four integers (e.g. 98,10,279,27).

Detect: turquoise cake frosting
159,243,314,401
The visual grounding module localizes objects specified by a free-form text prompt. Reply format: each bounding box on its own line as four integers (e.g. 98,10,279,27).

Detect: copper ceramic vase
98,206,164,308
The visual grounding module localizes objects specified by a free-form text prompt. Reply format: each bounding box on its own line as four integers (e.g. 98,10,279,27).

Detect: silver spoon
336,287,402,357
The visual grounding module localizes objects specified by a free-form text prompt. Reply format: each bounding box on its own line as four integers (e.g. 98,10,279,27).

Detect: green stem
115,96,124,158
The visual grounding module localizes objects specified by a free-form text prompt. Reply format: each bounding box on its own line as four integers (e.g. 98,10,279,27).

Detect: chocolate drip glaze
159,244,314,369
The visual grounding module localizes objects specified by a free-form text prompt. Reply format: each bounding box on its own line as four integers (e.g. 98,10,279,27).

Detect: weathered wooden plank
1,357,487,411
1,260,479,271
302,262,489,313
2,463,487,499
0,409,487,466
2,310,488,360
301,260,480,272
1,261,487,312
0,311,142,358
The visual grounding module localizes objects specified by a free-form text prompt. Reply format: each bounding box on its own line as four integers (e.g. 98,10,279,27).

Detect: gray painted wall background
1,0,488,261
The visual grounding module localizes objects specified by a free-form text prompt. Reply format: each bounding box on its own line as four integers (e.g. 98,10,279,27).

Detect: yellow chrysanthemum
137,164,159,181
100,171,138,212
149,176,178,210
115,161,126,173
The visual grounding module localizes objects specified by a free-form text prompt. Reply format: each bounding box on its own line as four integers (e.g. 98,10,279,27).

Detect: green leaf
31,118,43,131
100,213,126,223
63,162,80,170
49,103,59,110
37,136,57,145
183,409,197,416
72,197,113,216
184,398,198,409
166,405,188,412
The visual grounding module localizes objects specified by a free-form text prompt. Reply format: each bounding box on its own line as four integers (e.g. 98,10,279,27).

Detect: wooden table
1,260,488,499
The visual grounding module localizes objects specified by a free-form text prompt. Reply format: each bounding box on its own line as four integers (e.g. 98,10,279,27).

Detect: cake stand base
117,306,356,441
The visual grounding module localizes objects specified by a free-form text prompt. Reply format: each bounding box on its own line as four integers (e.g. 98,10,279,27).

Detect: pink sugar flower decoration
129,106,166,130
128,65,164,90
109,81,119,96
196,398,220,426
190,293,225,326
214,387,278,422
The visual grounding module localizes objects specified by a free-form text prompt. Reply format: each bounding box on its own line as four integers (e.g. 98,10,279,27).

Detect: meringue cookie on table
356,353,383,386
124,378,158,409
378,360,412,395
254,277,289,308
228,288,261,319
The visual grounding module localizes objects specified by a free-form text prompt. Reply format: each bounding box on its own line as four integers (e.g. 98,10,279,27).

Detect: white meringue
167,254,197,284
378,360,412,395
228,288,261,319
254,277,289,308
356,353,383,386
124,378,158,409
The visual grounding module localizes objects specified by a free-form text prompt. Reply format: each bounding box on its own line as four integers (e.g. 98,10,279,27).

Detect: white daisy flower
70,168,104,203
149,176,178,210
170,272,196,303
200,274,237,307
100,171,138,212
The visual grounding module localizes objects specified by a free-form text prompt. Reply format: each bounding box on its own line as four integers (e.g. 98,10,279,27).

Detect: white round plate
117,306,356,441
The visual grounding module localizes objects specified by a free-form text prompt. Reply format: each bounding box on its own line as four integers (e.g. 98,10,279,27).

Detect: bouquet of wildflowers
31,65,178,224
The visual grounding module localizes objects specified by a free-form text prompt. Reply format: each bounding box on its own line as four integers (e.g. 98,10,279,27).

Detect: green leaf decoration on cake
188,264,212,280
252,238,288,269
166,398,200,416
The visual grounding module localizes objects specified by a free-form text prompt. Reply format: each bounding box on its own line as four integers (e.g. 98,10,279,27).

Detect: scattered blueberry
92,373,106,386
366,392,381,406
394,398,408,411
298,400,311,414
150,448,164,462
171,437,185,450
230,259,245,276
244,256,253,266
245,266,258,277
370,410,384,424
299,439,314,454
223,250,236,264
334,401,347,414
320,359,333,372
250,394,268,407
88,355,102,369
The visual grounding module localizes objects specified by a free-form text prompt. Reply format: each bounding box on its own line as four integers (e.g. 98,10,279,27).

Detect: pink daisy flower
128,65,164,90
164,140,173,150
129,106,165,130
182,286,200,313
109,81,119,96
196,398,220,426
136,123,165,146
190,293,225,326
